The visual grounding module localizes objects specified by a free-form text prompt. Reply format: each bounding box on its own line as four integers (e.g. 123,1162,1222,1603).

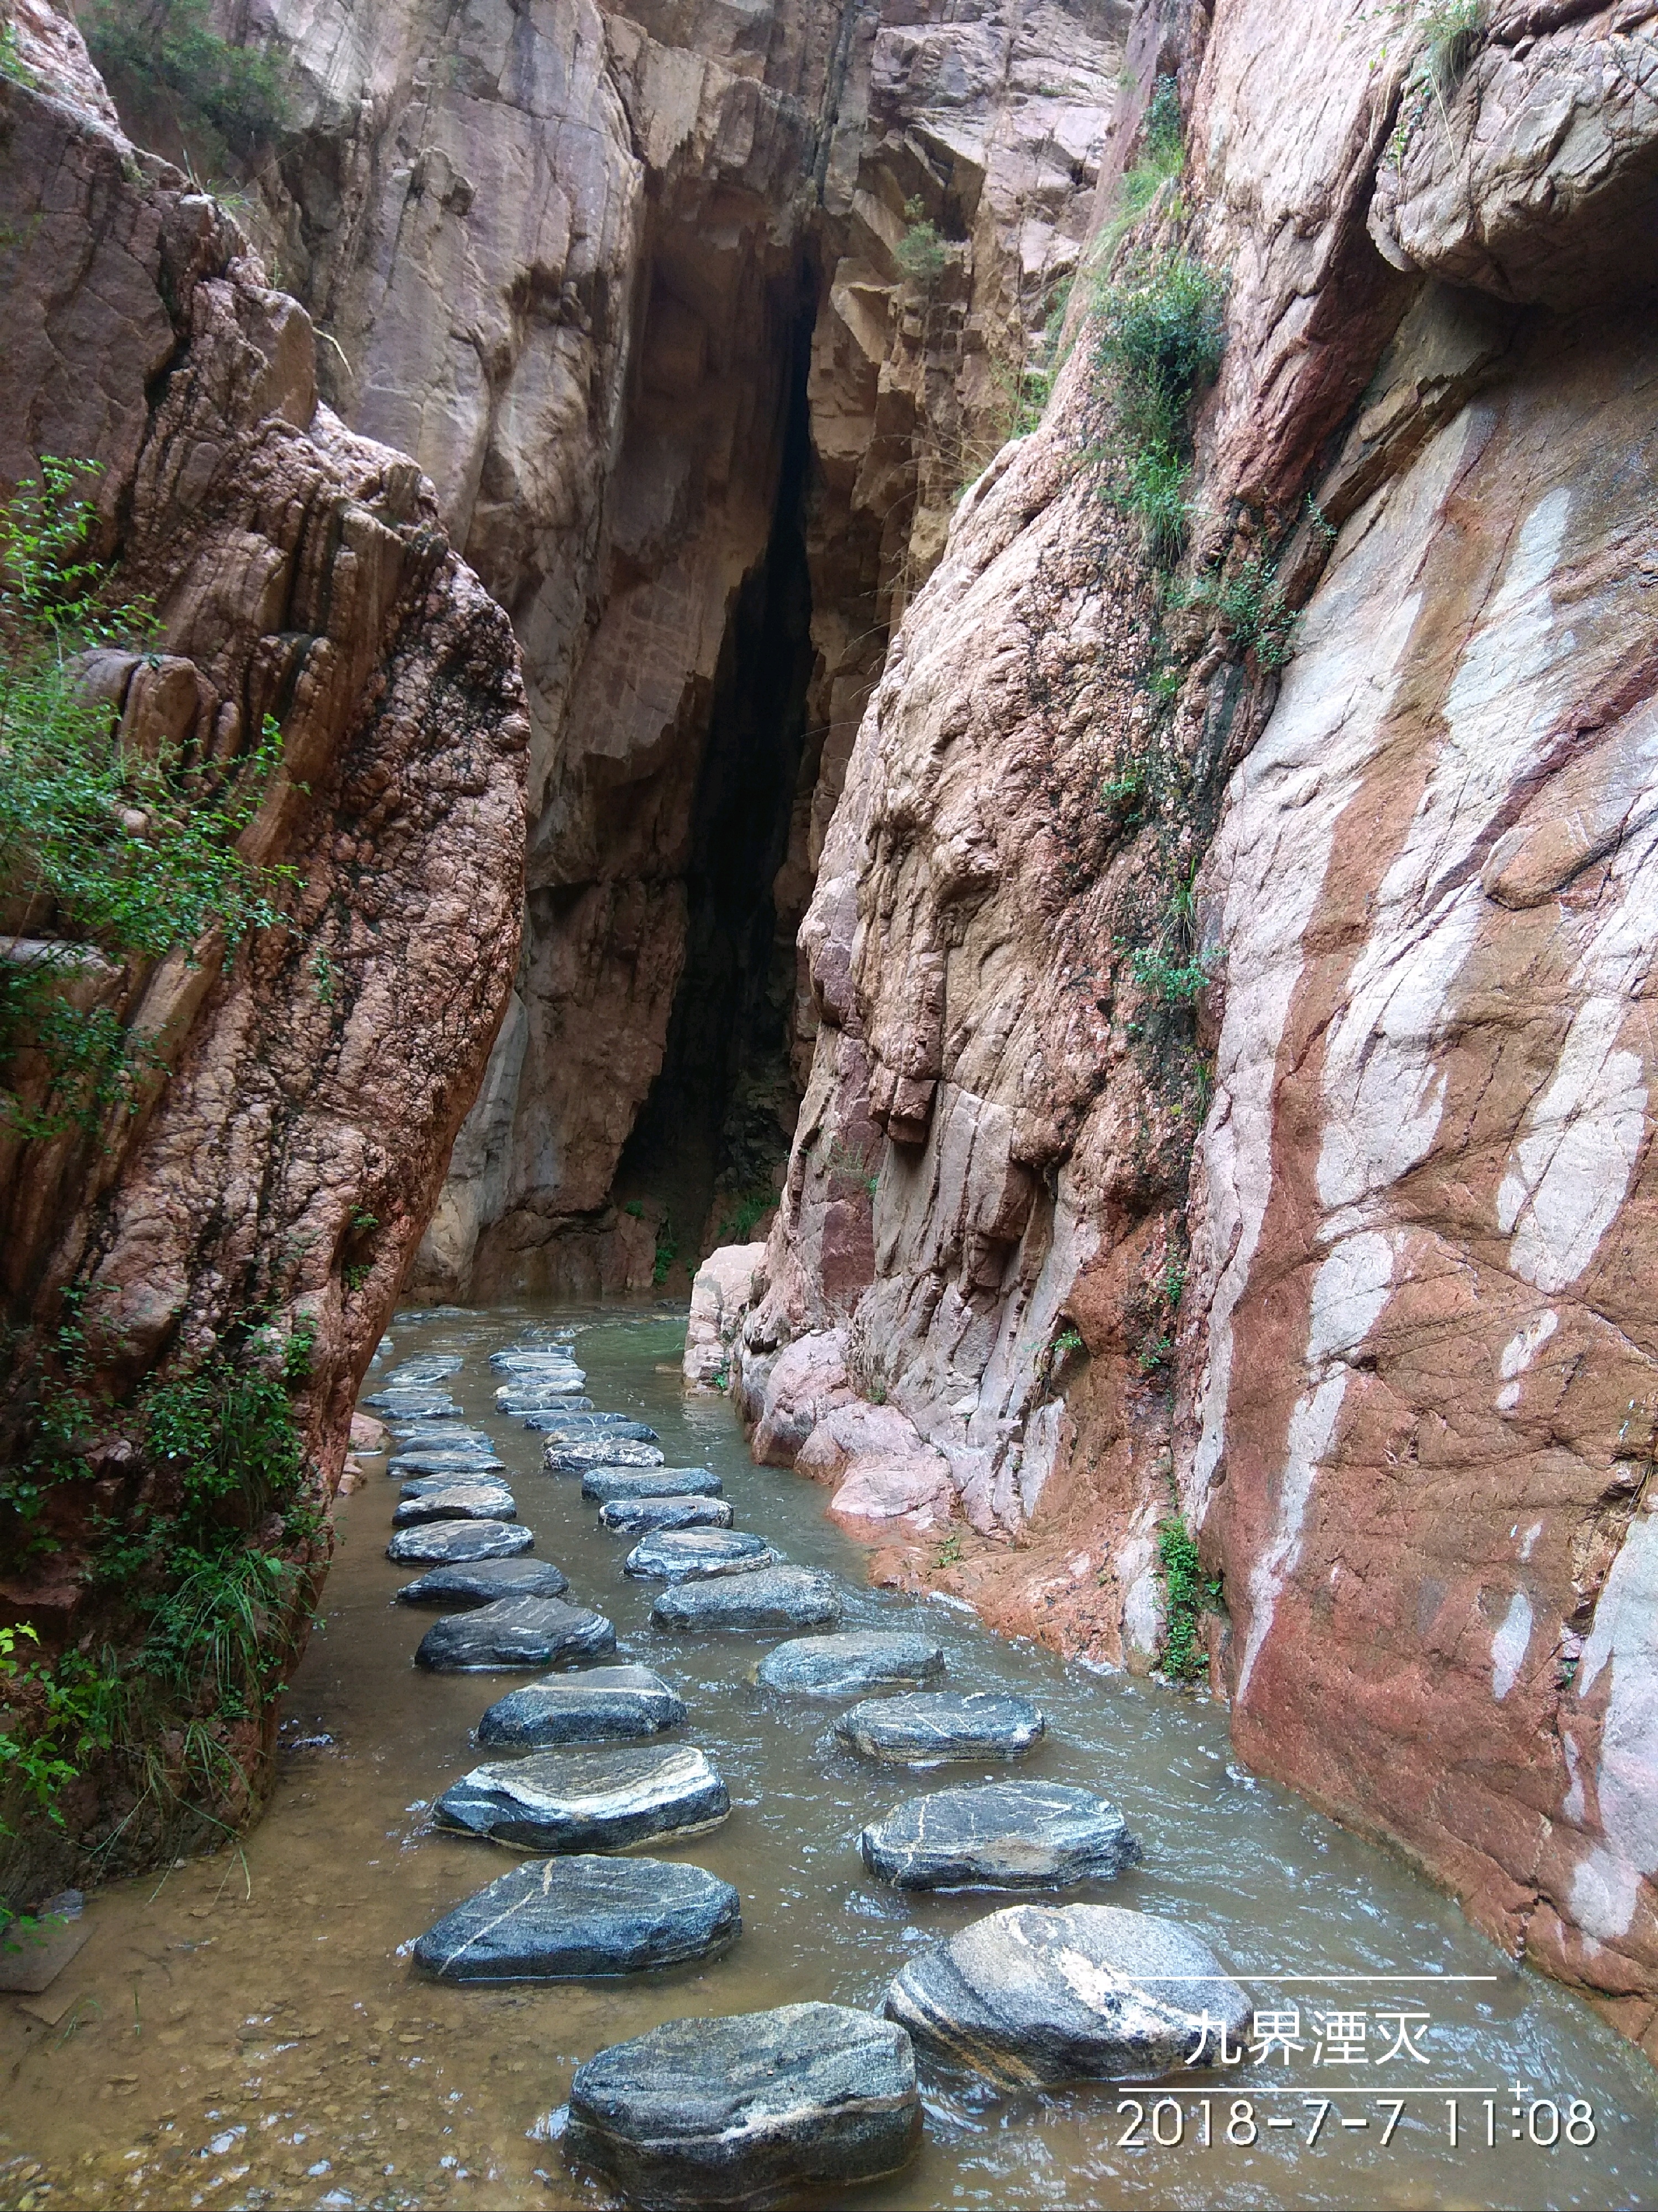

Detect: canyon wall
0,1,525,1881
727,0,1658,2059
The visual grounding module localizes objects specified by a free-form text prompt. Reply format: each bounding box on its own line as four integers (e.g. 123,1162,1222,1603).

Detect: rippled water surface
4,1305,1656,2212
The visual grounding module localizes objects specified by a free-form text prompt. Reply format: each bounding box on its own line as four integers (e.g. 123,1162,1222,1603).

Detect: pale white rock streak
1571,1515,1658,1941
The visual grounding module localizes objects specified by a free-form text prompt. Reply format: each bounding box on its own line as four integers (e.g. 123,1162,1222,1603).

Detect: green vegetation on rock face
1158,1517,1221,1681
80,0,287,170
1094,249,1226,565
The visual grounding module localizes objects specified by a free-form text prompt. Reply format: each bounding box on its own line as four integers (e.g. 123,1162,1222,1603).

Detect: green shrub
82,0,287,163
1186,551,1298,668
894,198,951,287
1094,252,1226,566
1129,945,1213,1005
0,460,291,1141
1418,0,1486,94
652,1217,678,1286
716,1187,773,1244
1158,1517,1220,1680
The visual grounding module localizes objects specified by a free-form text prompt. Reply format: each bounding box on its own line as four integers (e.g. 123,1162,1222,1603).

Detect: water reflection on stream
3,1304,1656,2212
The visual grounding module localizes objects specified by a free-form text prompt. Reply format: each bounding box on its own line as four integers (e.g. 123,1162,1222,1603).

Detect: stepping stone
433,1743,728,1848
387,1356,463,1386
396,1558,571,1606
564,2003,920,2205
492,1355,587,1378
546,1437,665,1473
399,1471,509,1498
517,1399,598,1423
651,1567,844,1636
477,1664,687,1746
860,1780,1139,1890
755,1632,945,1699
363,1387,460,1418
390,1448,505,1479
388,1519,531,1565
389,1421,495,1448
624,1529,778,1584
835,1692,1045,1765
417,1595,615,1672
496,1382,587,1410
583,1465,718,1503
541,1415,661,1445
391,1482,516,1528
491,1346,579,1372
599,1495,733,1535
884,1904,1249,2085
414,1855,739,1983
375,1335,394,1356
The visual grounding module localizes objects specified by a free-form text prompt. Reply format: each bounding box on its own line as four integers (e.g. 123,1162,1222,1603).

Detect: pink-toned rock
349,1414,389,1458
749,1330,853,1466
682,1244,768,1393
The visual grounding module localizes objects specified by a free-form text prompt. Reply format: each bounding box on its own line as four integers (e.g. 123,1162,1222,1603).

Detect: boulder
491,1346,579,1371
755,1632,945,1699
565,2002,920,2205
884,1904,1250,2085
391,1481,516,1526
496,1382,587,1410
546,1437,666,1472
433,1743,729,1849
363,1387,461,1418
398,1471,509,1498
414,1854,740,1982
582,1465,719,1502
651,1568,845,1636
860,1781,1139,1890
390,1448,505,1478
386,1356,463,1386
835,1692,1045,1764
536,1415,660,1445
388,1422,495,1449
416,1595,615,1671
624,1529,779,1584
387,1519,532,1565
599,1495,734,1535
477,1663,687,1746
349,1412,389,1456
517,1399,599,1423
395,1558,571,1606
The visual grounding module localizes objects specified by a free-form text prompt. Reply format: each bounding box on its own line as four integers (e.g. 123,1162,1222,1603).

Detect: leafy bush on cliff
895,198,951,288
1094,252,1226,563
81,0,286,167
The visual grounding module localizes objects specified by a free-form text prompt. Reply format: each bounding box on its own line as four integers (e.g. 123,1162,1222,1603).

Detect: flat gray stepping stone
433,1743,728,1848
651,1567,844,1636
755,1632,945,1699
478,1664,687,1746
583,1464,717,1502
860,1780,1139,1890
390,1448,505,1478
389,1421,494,1447
399,1470,509,1498
496,1382,587,1409
363,1388,460,1418
417,1595,615,1672
491,1346,579,1371
396,1558,570,1606
375,1335,394,1356
625,1529,779,1583
518,1399,597,1422
600,1495,734,1535
391,1482,516,1528
539,1415,660,1444
387,1356,463,1386
836,1692,1045,1765
546,1437,665,1472
885,1904,1249,2085
414,1855,739,1983
388,1519,531,1565
565,2002,920,2205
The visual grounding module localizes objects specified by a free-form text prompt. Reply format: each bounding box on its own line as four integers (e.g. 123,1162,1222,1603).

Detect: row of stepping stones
363,1324,1251,2208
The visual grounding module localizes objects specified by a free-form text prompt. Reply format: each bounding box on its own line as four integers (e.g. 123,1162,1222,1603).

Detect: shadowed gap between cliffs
612,287,818,1261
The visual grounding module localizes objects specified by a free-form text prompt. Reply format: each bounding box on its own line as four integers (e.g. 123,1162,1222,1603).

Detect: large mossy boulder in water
599,1494,734,1534
565,2002,921,2206
477,1664,687,1746
884,1904,1250,2085
623,1528,779,1582
413,1854,739,1982
651,1566,845,1636
433,1743,728,1850
415,1595,614,1671
388,1518,531,1565
583,1465,719,1502
755,1631,945,1699
860,1780,1139,1889
835,1691,1045,1764
395,1557,569,1607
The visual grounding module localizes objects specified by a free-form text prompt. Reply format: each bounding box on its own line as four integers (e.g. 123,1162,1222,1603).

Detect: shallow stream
3,1306,1656,2211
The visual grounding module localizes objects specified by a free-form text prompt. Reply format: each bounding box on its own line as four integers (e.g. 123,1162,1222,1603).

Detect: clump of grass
894,198,951,287
82,0,287,167
716,1187,773,1244
1158,1518,1221,1681
1184,550,1299,669
1093,252,1226,565
1419,0,1486,95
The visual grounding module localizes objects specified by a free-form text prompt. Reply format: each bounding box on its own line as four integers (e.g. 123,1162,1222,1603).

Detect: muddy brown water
3,1305,1656,2212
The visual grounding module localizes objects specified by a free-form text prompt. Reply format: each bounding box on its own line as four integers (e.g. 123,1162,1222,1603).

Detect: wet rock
582,1465,717,1502
388,1356,463,1386
417,1595,616,1672
389,1421,495,1449
884,1904,1249,2085
835,1692,1045,1765
496,1382,587,1410
350,1412,390,1456
390,1448,506,1479
375,1335,394,1357
599,1495,734,1535
363,1387,461,1418
388,1519,532,1565
860,1781,1139,1890
477,1664,687,1746
755,1632,945,1699
564,2001,920,2205
624,1529,779,1583
391,1481,516,1527
537,1415,660,1445
396,1558,571,1606
399,1471,510,1498
651,1568,845,1636
414,1854,740,1982
491,1347,580,1372
546,1437,666,1473
516,1399,597,1422
433,1743,728,1848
